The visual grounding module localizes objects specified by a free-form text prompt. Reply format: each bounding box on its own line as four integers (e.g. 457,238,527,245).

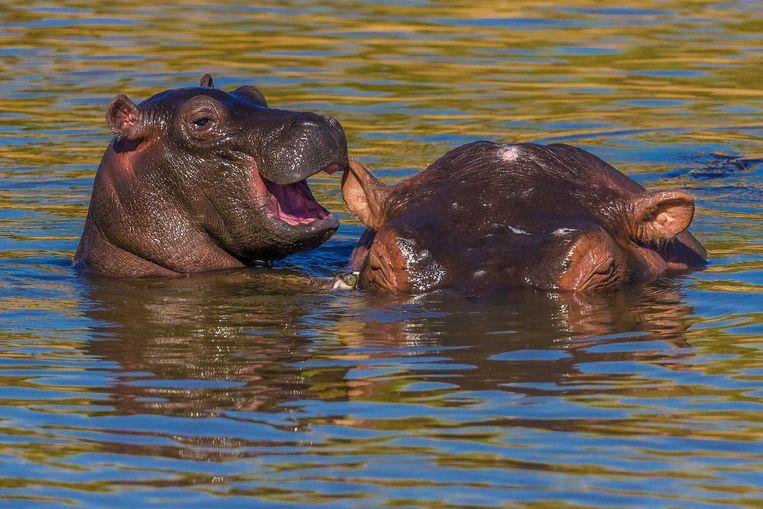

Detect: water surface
0,1,761,506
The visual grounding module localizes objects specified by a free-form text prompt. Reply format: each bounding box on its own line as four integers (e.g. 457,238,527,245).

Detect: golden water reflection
0,0,761,506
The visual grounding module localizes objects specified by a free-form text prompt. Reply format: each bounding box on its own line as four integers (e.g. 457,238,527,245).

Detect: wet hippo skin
75,74,348,277
342,141,707,295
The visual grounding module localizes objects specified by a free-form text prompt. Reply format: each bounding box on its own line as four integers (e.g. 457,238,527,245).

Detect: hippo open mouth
263,163,343,227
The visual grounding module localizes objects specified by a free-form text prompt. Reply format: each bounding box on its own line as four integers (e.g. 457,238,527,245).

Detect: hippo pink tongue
265,180,328,226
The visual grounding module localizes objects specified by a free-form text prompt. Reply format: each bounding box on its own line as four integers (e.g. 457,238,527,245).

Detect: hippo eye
192,117,213,128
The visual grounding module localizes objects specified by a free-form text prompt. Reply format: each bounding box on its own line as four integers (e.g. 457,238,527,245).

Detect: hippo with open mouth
341,141,707,294
75,74,347,277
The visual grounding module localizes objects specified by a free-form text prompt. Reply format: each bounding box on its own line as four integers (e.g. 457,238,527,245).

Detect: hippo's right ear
341,160,391,230
231,85,268,107
106,94,142,140
628,190,695,243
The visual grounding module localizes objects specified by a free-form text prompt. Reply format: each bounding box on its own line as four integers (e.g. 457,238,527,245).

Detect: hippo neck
75,219,180,277
74,151,245,277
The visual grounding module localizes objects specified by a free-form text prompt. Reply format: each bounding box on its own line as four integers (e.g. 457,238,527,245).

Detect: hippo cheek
556,231,628,292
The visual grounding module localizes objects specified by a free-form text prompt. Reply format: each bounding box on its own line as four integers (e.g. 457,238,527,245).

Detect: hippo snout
322,114,341,129
258,111,348,186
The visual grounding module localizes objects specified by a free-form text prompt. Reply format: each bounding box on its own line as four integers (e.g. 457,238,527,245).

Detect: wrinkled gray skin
75,75,348,277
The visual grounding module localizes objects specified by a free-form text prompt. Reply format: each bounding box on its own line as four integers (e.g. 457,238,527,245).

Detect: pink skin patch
108,138,152,179
497,145,520,162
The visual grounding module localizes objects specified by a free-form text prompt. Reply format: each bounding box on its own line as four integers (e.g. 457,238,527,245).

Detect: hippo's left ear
106,94,143,140
342,160,391,230
231,85,268,107
628,190,695,242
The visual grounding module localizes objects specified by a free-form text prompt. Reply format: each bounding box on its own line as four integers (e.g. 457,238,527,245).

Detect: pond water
1,1,762,506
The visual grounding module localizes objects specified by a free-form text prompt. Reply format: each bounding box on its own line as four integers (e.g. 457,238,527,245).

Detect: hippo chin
341,141,707,295
75,74,348,278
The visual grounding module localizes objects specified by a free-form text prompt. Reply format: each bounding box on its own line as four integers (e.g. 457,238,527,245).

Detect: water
1,1,762,506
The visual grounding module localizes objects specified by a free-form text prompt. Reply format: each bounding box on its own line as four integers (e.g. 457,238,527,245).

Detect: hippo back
344,141,706,295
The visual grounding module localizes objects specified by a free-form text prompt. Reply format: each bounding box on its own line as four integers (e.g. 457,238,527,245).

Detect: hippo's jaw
265,179,330,226
253,161,342,231
263,164,342,230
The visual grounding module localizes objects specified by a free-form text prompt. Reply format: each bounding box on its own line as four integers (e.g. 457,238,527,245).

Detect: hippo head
342,142,706,294
76,74,348,277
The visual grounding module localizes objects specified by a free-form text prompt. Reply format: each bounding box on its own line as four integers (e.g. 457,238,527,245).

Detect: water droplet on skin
507,225,530,235
552,227,577,236
397,237,445,292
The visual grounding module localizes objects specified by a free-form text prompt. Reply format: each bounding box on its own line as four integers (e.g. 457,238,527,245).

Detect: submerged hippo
341,141,707,294
75,74,347,277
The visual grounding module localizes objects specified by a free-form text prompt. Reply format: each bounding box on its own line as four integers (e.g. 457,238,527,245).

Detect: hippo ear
106,94,142,140
341,160,391,230
629,190,695,243
199,73,215,88
231,85,268,107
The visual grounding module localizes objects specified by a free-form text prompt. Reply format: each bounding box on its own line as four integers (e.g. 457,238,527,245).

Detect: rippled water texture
1,1,762,506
